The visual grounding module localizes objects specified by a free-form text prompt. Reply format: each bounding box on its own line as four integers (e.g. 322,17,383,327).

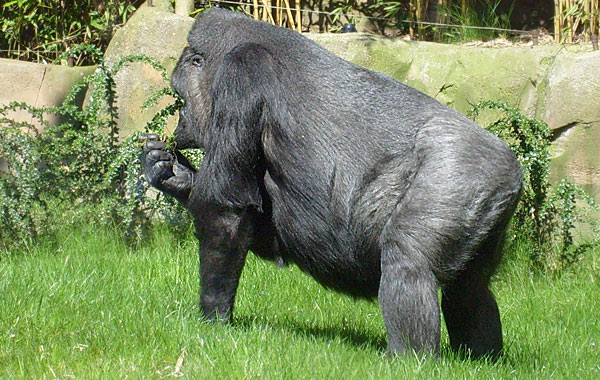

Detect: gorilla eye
191,54,205,67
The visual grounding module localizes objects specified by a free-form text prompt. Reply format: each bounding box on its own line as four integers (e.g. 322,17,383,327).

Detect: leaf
89,19,107,31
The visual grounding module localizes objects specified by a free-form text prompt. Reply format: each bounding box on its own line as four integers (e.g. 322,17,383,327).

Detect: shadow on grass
234,314,387,353
233,313,539,369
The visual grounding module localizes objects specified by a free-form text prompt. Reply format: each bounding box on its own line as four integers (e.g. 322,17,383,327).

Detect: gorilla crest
142,8,523,358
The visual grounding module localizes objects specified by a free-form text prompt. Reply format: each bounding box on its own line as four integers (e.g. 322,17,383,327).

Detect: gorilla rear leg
379,241,440,356
442,284,502,359
441,231,506,359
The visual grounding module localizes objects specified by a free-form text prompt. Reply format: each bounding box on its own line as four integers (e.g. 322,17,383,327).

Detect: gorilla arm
189,43,283,322
141,43,282,322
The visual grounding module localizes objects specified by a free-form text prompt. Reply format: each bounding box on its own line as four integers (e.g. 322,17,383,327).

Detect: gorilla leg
441,232,505,359
379,241,440,355
375,118,519,357
195,207,254,322
441,284,502,359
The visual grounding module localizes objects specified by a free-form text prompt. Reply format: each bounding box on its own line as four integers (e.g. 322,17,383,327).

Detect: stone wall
0,58,95,129
0,59,96,172
1,1,598,198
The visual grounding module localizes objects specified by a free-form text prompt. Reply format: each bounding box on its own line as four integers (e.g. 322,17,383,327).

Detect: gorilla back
142,8,523,359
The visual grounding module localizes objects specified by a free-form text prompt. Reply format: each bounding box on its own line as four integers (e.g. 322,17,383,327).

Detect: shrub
470,101,598,270
436,0,515,42
0,44,188,250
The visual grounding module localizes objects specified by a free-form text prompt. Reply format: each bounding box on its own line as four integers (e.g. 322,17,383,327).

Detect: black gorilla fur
141,8,522,358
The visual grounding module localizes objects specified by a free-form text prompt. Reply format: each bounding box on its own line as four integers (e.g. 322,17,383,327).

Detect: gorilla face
171,46,213,150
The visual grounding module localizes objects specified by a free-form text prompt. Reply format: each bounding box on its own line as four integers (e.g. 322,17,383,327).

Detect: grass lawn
1,224,599,379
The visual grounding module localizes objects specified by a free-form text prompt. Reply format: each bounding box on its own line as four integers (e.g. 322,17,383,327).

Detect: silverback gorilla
141,8,522,358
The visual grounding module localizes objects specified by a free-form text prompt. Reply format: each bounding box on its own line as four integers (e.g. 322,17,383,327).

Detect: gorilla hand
141,134,195,203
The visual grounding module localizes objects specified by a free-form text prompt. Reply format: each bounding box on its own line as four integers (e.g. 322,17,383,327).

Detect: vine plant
470,101,598,270
0,44,184,249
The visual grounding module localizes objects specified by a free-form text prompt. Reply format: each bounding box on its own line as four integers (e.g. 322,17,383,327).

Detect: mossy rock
538,50,600,130
101,0,194,138
551,122,600,198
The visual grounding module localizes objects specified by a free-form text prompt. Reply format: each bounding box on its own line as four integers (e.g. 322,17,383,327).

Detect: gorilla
141,8,522,358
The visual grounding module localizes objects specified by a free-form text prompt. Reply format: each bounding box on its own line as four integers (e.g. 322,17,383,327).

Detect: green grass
1,224,599,379
437,0,514,43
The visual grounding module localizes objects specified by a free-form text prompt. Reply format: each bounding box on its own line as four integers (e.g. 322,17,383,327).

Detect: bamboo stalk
418,0,429,40
461,0,468,18
405,0,428,40
296,0,301,33
408,0,416,39
435,0,448,40
277,0,283,26
262,0,275,23
282,0,296,30
568,0,574,42
572,0,582,36
554,0,561,43
584,0,592,38
437,0,448,24
262,0,267,21
253,0,259,20
590,0,600,34
593,1,597,35
564,0,569,42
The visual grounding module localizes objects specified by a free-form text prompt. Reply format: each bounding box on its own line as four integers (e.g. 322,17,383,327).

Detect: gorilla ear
198,43,281,211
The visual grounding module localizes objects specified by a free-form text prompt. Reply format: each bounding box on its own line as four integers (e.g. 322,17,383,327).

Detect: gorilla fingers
141,135,195,203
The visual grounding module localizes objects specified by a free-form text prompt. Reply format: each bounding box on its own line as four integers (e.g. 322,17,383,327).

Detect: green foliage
436,0,514,42
0,0,142,63
326,1,515,41
470,101,598,270
470,101,551,240
377,1,409,27
329,0,359,31
327,0,410,34
0,114,43,245
0,44,188,250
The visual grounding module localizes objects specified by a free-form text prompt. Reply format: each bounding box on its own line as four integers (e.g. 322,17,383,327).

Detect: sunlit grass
1,224,598,379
